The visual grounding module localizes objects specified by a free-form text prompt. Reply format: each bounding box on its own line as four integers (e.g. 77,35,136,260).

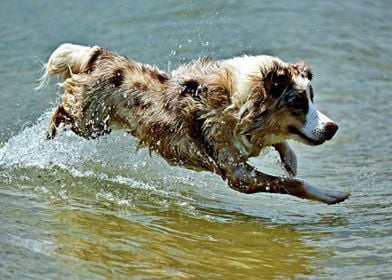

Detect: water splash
0,110,80,169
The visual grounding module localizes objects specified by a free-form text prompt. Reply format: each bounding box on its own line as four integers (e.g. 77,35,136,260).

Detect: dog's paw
46,121,62,140
303,182,350,204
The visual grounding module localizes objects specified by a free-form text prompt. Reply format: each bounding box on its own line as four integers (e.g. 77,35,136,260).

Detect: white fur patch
292,75,333,141
225,55,287,105
36,44,99,91
301,102,333,141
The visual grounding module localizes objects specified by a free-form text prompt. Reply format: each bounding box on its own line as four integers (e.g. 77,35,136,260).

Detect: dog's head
244,58,338,146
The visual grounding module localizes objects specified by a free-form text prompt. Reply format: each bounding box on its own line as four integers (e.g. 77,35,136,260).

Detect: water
0,0,391,279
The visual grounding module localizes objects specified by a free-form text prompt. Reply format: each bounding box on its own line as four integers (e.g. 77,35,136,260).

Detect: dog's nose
324,122,338,140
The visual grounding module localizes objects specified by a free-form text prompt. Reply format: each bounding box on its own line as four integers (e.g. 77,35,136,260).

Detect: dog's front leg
212,143,349,204
213,142,305,195
274,141,297,176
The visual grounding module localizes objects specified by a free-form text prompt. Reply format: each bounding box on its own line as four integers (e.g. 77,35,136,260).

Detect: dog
37,43,350,204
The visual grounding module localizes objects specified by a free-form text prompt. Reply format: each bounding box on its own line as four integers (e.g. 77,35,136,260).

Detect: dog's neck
221,55,292,157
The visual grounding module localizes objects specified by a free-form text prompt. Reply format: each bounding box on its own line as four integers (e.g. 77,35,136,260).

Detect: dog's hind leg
46,104,73,139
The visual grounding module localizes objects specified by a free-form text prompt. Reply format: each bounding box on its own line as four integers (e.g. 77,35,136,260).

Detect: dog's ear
295,60,313,80
264,66,291,97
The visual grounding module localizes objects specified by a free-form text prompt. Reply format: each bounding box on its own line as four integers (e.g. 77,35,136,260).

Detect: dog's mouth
288,126,325,146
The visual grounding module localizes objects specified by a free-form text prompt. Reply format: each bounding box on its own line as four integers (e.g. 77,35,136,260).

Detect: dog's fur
38,43,350,204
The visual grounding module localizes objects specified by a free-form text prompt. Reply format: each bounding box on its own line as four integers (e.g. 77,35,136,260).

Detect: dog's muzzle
293,102,339,145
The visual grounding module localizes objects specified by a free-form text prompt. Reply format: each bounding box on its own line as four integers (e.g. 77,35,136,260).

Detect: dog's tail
37,43,106,139
35,43,99,91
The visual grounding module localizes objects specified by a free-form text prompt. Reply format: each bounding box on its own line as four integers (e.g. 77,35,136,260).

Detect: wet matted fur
38,43,350,204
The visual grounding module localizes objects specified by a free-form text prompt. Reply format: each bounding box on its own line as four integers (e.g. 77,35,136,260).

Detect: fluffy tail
35,43,99,91
37,43,103,139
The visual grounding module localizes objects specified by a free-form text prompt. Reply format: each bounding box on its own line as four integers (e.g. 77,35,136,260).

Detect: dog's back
40,44,234,172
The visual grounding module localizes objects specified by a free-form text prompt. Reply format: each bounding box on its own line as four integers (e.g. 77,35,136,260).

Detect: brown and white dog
38,43,350,204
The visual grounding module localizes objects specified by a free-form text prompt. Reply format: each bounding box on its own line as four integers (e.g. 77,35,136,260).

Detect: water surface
0,1,391,279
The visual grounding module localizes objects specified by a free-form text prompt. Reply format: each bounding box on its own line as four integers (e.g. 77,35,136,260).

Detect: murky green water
0,1,391,279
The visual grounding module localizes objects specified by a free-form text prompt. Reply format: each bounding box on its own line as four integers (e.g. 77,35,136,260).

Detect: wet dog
38,43,350,204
